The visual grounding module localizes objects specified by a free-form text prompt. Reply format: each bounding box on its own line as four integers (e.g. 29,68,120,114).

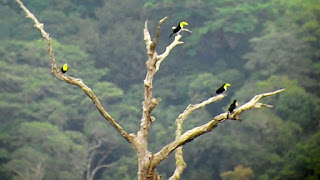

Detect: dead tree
16,0,285,179
86,139,117,180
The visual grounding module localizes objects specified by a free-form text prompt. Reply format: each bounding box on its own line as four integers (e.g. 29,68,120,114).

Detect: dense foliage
0,0,319,179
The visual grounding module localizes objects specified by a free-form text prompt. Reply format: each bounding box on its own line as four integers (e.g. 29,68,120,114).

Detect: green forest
0,0,320,179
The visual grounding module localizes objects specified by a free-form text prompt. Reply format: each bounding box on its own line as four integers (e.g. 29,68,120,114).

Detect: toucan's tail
169,33,174,38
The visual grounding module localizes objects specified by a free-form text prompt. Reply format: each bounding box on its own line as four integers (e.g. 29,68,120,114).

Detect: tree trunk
137,157,161,180
135,129,161,180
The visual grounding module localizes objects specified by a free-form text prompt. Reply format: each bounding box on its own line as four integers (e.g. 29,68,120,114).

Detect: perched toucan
216,83,231,94
61,63,68,73
228,99,238,113
169,21,188,38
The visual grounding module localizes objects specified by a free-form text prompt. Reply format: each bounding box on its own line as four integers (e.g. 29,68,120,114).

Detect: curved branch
169,147,185,180
169,94,226,180
157,28,192,71
156,34,184,71
16,0,134,143
155,28,192,72
88,163,116,180
152,89,285,169
86,140,102,180
88,139,102,153
176,94,226,125
87,145,115,180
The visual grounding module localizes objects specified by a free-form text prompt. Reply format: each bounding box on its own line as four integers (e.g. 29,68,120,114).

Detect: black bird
216,83,231,94
169,21,188,38
228,99,237,113
227,99,238,119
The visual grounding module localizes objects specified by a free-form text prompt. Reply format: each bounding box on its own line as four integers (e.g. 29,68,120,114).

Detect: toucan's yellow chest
61,64,68,73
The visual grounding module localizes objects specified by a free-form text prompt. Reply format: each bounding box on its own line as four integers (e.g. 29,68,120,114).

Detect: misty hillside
0,0,319,179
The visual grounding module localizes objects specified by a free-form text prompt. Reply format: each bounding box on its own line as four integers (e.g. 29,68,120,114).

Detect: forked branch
16,0,134,143
156,28,191,71
156,35,184,71
169,94,226,180
139,18,187,133
151,89,285,169
135,17,190,180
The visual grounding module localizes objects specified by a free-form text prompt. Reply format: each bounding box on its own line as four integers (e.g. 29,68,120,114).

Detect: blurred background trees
0,0,319,179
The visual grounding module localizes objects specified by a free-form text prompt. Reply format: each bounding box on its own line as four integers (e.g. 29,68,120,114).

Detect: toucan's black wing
216,86,224,94
228,101,237,112
169,24,182,38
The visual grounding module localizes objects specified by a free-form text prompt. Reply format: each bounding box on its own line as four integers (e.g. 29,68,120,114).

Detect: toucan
228,99,237,113
216,83,231,94
61,63,68,73
169,21,188,38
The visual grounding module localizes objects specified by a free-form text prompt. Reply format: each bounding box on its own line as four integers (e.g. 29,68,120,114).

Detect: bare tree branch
88,139,102,153
87,162,116,180
155,35,184,71
169,94,226,180
151,89,285,169
155,28,191,72
86,140,102,180
139,17,180,136
96,146,115,168
144,20,153,57
233,89,285,115
135,17,190,180
152,17,168,52
90,161,116,180
138,18,190,138
169,147,185,180
15,0,134,143
87,144,115,180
